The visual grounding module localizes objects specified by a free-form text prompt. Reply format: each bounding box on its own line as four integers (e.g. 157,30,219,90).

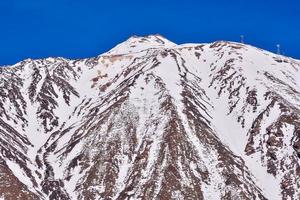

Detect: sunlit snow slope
0,35,300,200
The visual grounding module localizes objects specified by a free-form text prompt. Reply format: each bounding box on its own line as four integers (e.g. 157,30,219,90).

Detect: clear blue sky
0,0,299,65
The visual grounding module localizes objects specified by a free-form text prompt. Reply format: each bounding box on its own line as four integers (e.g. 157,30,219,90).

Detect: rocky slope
0,35,300,199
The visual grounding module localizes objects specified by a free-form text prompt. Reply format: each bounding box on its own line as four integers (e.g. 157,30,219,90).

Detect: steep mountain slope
0,35,300,199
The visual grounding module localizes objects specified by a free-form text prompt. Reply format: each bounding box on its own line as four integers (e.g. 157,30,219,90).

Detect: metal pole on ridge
240,35,244,44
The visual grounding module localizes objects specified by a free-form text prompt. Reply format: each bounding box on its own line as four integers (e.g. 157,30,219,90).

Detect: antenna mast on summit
276,44,281,55
240,35,244,44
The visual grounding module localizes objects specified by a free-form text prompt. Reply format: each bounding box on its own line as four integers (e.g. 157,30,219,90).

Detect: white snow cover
1,35,300,199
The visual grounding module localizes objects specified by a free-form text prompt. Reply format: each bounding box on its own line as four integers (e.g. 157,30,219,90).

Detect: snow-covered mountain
0,35,300,200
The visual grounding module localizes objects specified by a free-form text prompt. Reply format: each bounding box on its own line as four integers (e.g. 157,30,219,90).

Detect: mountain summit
0,35,300,199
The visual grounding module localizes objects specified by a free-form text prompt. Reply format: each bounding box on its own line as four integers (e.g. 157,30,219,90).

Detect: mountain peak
106,34,177,55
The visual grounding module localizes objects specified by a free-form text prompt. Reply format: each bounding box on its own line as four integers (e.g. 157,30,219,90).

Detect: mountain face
0,35,300,200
